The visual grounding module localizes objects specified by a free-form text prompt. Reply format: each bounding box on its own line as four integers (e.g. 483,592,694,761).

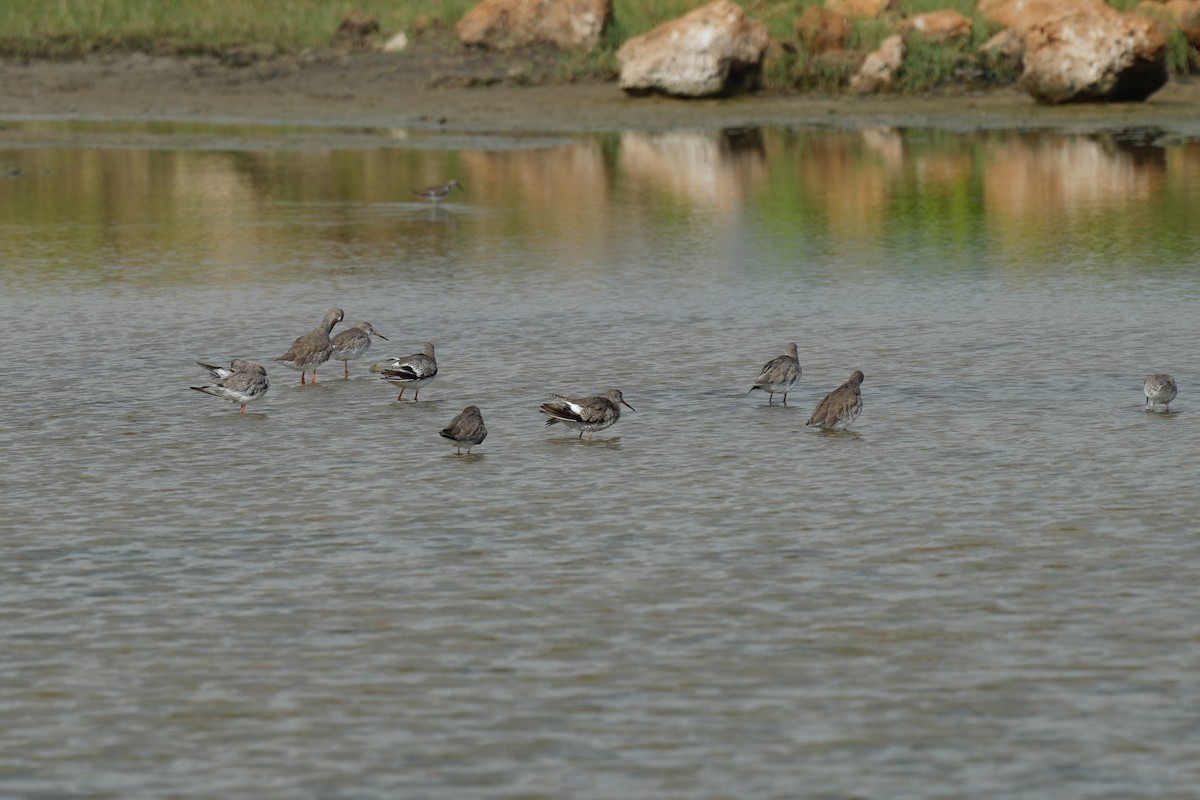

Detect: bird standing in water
380,342,438,401
748,342,801,406
806,371,864,431
1143,373,1177,412
274,307,344,384
540,389,635,440
329,321,388,378
440,405,488,454
191,359,270,413
412,179,463,205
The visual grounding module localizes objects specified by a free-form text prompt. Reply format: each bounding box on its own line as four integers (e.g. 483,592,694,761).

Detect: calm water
1,120,1199,799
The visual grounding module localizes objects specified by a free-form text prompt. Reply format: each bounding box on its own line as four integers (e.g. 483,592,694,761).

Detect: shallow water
1,121,1199,799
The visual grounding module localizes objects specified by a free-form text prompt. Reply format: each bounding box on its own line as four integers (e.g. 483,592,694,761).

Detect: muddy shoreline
3,51,1200,138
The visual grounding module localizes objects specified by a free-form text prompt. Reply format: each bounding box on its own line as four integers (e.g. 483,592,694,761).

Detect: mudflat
3,49,1200,136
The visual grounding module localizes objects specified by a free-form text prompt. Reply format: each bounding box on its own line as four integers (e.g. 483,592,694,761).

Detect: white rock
616,0,770,97
848,34,905,94
382,32,409,53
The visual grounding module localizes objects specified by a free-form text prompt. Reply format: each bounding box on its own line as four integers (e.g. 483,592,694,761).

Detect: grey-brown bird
191,359,269,413
440,405,487,454
413,178,463,205
329,321,388,378
805,370,864,431
540,389,635,440
748,343,801,406
275,307,344,384
1143,373,1177,412
380,342,437,401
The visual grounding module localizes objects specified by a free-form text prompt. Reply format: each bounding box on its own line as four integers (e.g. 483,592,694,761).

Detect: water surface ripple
1,123,1198,799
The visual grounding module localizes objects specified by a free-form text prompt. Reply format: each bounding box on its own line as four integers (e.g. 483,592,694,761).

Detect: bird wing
330,328,363,347
382,354,436,379
539,400,584,424
756,355,799,385
197,361,234,380
806,384,858,427
222,370,266,394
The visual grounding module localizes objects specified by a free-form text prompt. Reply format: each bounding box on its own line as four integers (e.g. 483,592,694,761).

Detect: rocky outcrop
382,32,409,53
617,0,770,97
978,27,1024,67
1138,0,1200,46
795,5,852,54
897,10,973,43
977,0,1168,103
1020,7,1168,103
456,0,611,51
848,34,905,94
977,0,1104,30
826,0,899,20
332,12,380,50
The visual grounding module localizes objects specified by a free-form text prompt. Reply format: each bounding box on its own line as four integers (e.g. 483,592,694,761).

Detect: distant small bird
805,370,864,431
413,178,463,205
380,342,438,401
540,389,635,440
275,307,344,384
748,342,801,406
191,359,269,413
440,405,488,454
1143,373,1177,412
329,321,388,378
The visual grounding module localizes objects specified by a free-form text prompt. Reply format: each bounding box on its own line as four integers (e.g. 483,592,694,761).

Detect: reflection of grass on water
1,1,1192,93
6,124,1199,286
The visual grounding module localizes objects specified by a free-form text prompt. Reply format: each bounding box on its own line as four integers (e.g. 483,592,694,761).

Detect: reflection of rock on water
619,129,767,214
457,141,613,273
860,127,903,168
984,132,1167,227
460,142,608,213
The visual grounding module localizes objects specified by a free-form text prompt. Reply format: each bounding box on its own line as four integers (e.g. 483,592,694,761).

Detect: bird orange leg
343,362,349,378
413,390,420,401
239,404,247,413
397,388,405,401
300,372,306,385
310,370,318,384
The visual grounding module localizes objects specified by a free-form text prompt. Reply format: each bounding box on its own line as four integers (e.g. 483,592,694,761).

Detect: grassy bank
0,0,1193,93
0,0,475,58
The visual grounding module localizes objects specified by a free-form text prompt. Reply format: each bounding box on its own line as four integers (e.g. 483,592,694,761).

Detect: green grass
0,0,477,58
0,0,1192,93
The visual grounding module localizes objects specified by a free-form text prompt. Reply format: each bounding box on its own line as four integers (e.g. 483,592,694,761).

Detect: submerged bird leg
300,372,306,385
240,404,247,413
310,370,319,384
414,390,420,401
343,362,350,378
768,394,774,406
782,393,789,407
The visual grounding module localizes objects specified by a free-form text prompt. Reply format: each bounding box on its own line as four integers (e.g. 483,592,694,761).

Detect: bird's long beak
621,400,636,412
373,332,389,340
